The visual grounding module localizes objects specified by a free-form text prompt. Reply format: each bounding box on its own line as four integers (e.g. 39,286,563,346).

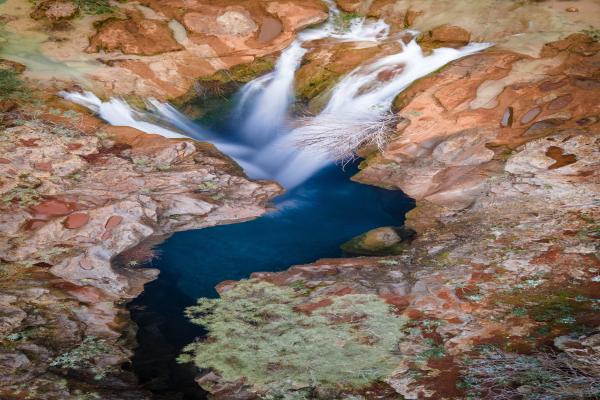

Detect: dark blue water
129,107,414,399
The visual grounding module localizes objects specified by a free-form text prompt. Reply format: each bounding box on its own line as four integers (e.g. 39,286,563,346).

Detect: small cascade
289,40,492,161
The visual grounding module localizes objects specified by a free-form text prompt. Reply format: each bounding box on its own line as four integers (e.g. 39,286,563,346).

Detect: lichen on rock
180,280,407,395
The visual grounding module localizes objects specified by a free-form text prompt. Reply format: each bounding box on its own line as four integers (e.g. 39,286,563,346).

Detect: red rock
539,79,567,92
34,162,53,172
381,294,410,310
215,280,239,294
566,7,578,12
545,146,577,169
430,25,471,44
548,94,573,111
64,212,90,229
30,199,77,218
0,158,11,164
24,219,46,230
20,138,40,147
87,17,183,56
105,215,123,230
67,143,83,150
332,287,354,296
294,299,333,314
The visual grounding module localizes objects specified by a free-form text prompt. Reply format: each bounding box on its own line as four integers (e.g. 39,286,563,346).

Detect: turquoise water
130,111,414,398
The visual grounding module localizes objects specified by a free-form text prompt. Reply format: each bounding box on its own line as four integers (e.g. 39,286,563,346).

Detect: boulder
429,24,471,44
341,226,415,256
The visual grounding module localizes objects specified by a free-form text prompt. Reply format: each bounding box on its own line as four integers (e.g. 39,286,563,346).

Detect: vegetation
50,336,114,380
73,0,114,15
332,11,361,32
180,281,407,393
582,26,600,42
293,111,397,164
0,70,31,102
462,347,600,399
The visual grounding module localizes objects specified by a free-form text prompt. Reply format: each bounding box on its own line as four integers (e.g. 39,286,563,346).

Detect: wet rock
341,226,415,256
520,107,542,125
429,24,470,44
500,107,513,127
548,94,573,111
183,10,258,36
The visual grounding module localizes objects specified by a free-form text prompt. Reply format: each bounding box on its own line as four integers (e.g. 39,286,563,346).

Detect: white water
289,40,492,162
235,1,390,142
61,5,491,189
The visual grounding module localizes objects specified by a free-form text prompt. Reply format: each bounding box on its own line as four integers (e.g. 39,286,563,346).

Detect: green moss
180,281,407,393
332,12,361,32
0,70,31,102
73,0,114,15
582,26,600,42
205,57,275,84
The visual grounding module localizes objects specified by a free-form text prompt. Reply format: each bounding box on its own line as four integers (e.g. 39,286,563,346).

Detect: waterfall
61,6,491,190
289,40,492,162
235,2,390,142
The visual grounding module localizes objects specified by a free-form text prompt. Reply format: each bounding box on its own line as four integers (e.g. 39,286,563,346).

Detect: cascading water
62,3,490,189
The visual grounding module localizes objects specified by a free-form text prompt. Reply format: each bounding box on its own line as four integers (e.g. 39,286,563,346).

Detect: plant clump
50,336,114,380
462,347,600,399
0,70,31,102
73,0,114,15
179,281,407,393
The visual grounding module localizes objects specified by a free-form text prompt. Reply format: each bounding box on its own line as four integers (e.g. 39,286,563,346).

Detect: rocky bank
0,0,599,399
0,90,281,398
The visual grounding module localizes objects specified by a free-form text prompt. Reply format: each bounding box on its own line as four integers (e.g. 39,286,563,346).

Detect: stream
61,5,491,397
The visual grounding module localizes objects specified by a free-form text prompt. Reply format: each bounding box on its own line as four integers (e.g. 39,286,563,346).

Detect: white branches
292,110,398,165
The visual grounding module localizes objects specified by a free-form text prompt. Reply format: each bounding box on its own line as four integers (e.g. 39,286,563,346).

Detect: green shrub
180,281,407,393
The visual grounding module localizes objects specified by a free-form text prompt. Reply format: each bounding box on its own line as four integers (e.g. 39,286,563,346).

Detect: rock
520,107,542,125
183,10,258,36
429,24,471,44
87,17,183,56
0,59,26,74
30,0,78,20
105,215,123,230
404,9,423,27
341,226,415,256
63,212,90,229
0,100,17,113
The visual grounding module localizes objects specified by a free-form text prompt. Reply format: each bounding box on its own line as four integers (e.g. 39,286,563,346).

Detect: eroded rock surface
0,98,281,398
0,0,327,99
